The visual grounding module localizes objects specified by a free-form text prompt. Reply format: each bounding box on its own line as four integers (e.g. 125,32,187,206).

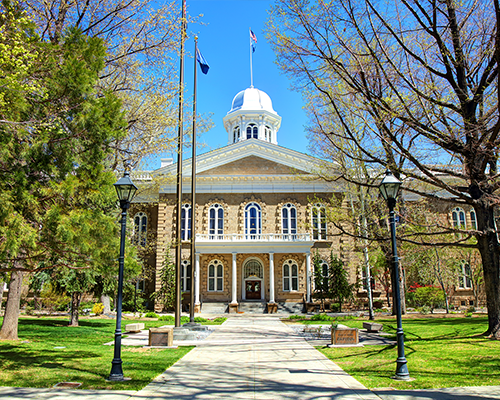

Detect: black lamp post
109,171,137,381
379,170,410,381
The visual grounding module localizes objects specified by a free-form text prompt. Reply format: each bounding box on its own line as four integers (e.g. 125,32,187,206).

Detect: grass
316,315,500,389
0,316,193,390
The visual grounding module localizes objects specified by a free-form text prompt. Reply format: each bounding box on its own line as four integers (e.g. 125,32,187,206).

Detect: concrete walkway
0,316,499,399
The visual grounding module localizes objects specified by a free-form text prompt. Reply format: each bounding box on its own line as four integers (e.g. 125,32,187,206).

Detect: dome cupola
223,87,282,145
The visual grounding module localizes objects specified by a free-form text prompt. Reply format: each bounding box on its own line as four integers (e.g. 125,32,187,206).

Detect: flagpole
189,37,198,323
249,28,253,88
175,0,187,329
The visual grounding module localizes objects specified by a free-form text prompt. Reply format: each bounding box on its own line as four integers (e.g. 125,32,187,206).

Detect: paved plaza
0,315,498,399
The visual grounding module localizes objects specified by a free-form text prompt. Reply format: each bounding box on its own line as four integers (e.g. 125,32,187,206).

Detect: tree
327,253,356,312
22,0,212,171
152,246,176,312
313,251,328,310
0,12,128,339
267,0,500,338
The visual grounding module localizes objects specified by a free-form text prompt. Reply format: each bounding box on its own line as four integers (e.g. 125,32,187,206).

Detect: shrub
311,313,332,321
194,316,207,323
211,317,227,323
92,303,104,315
158,315,174,321
330,303,341,312
24,305,35,316
144,311,159,318
288,314,304,320
414,286,445,312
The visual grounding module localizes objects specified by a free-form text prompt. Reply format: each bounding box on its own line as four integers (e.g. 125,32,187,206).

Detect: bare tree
267,0,500,337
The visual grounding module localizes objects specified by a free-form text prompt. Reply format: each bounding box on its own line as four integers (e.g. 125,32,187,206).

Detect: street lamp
109,171,138,381
379,170,410,381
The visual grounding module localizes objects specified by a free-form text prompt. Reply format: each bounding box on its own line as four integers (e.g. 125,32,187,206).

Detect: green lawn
0,317,193,390
316,316,500,389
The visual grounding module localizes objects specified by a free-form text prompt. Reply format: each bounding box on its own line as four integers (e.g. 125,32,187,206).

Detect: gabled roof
154,138,333,176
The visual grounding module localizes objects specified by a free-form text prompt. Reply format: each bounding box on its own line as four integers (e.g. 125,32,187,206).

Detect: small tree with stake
328,253,356,312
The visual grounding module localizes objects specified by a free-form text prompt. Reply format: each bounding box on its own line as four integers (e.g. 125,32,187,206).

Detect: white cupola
223,87,282,145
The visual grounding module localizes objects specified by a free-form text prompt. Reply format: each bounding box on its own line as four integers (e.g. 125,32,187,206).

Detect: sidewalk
0,316,499,399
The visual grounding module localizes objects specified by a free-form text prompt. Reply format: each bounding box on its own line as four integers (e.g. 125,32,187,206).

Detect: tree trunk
0,282,4,315
475,203,500,338
101,294,111,314
68,292,82,327
0,269,24,340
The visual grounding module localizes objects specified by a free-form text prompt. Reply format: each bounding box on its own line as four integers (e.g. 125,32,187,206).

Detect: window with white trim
312,204,327,240
181,204,192,241
233,126,240,143
282,203,297,235
181,260,191,292
209,204,224,238
208,259,224,291
246,123,258,139
265,125,271,142
283,259,299,291
245,202,262,236
459,262,472,289
452,207,466,229
133,212,147,247
470,209,477,230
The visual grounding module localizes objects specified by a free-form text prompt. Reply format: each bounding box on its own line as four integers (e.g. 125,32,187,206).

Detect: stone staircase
199,302,228,314
277,302,305,314
237,301,267,314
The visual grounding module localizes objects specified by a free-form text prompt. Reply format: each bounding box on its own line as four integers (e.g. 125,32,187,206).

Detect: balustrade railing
195,233,311,242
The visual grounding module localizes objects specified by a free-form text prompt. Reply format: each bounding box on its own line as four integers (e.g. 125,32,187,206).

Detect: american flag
250,29,257,43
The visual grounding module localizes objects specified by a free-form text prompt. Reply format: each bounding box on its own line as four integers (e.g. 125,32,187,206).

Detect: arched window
181,203,192,241
321,260,329,288
312,204,327,240
470,209,477,230
208,259,224,291
244,259,263,279
452,207,466,229
209,204,224,238
246,123,258,139
245,202,262,237
265,126,271,142
233,126,240,143
459,262,472,289
283,259,299,291
181,260,191,292
134,212,147,247
281,203,297,236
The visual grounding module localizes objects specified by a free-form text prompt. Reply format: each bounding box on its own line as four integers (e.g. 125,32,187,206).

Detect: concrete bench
363,322,383,332
125,323,145,333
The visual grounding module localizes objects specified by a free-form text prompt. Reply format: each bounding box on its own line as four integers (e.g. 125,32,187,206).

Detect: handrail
195,233,311,242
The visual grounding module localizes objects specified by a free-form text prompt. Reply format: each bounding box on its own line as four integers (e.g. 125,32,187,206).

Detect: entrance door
245,280,261,300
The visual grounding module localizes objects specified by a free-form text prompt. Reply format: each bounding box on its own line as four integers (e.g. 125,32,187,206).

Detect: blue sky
156,0,310,168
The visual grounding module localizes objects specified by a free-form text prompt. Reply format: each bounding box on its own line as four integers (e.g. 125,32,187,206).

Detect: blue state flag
196,47,210,74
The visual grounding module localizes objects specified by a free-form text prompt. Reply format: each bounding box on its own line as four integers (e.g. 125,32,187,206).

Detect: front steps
199,301,304,314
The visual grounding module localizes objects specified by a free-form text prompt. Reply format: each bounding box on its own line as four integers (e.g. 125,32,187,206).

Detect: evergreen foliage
327,253,356,312
152,247,176,312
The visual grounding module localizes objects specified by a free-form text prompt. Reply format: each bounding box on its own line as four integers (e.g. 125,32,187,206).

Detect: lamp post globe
379,170,411,381
109,171,137,381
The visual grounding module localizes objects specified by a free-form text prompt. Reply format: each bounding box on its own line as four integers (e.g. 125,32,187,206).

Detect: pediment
153,138,338,177
198,155,309,177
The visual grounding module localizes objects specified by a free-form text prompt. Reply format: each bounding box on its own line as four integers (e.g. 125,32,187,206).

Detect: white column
231,252,237,304
195,253,201,306
306,252,311,303
269,252,275,303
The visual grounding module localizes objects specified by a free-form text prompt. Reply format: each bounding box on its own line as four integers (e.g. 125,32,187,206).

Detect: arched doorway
243,258,264,300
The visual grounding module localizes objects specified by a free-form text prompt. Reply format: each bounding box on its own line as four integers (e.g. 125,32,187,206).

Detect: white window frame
281,203,297,236
233,126,240,143
470,209,477,230
209,203,224,238
459,262,472,289
181,203,192,241
312,204,327,240
181,260,191,292
283,259,299,292
246,123,258,139
133,212,147,247
208,259,224,292
245,202,262,236
452,207,466,229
